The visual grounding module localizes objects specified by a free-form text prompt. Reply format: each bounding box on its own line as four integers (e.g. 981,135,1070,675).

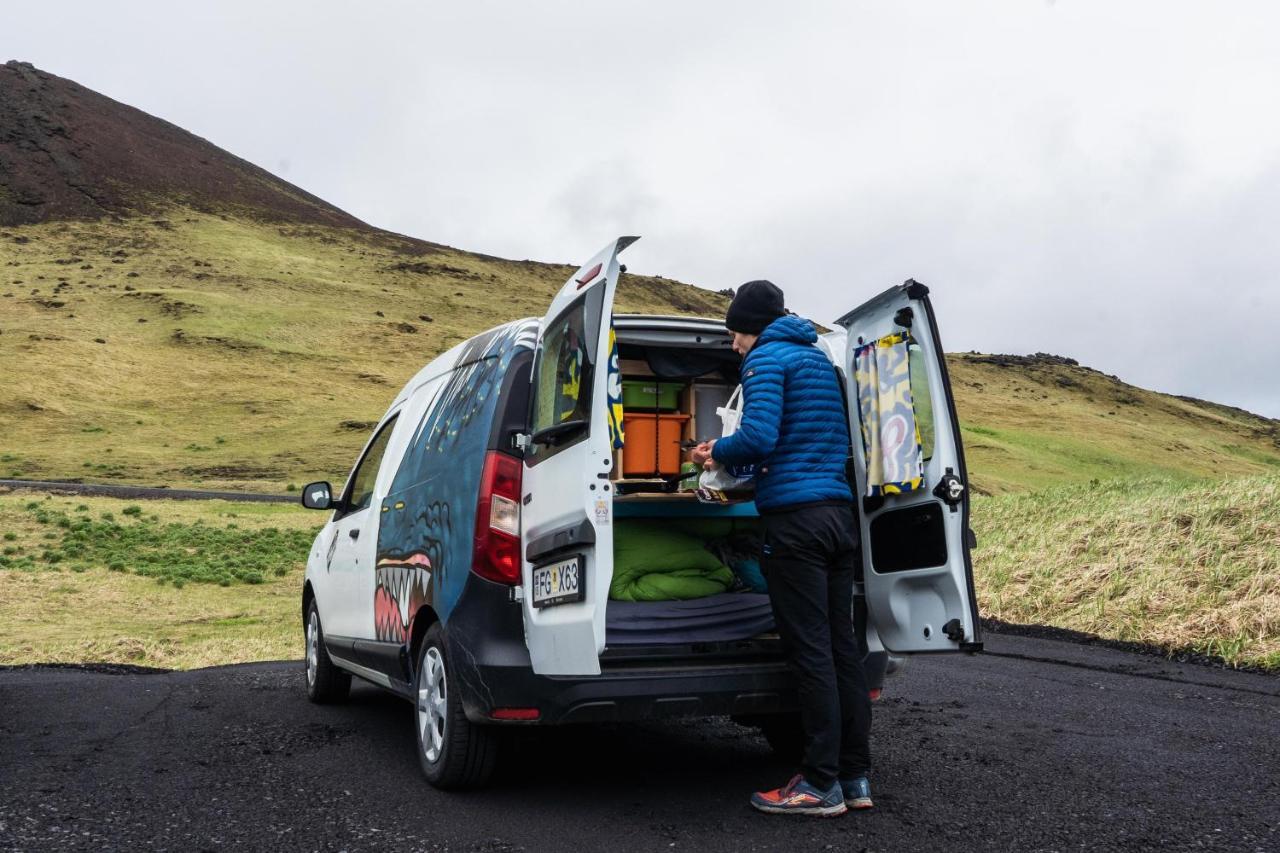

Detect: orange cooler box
622,413,689,476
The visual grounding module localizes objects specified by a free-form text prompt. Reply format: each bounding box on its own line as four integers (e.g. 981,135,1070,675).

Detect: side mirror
301,481,336,510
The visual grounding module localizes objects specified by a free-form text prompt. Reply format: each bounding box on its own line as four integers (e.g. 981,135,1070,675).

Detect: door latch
932,468,965,511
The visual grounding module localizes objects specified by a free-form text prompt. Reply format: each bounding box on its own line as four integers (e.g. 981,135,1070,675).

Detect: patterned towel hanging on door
853,332,925,496
606,326,626,449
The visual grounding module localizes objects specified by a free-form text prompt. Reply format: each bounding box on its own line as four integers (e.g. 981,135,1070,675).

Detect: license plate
531,555,584,609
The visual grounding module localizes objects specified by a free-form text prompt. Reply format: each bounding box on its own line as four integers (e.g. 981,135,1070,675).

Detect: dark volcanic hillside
0,61,363,228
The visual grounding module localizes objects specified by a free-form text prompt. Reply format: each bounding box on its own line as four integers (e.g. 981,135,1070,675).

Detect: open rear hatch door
836,280,982,654
519,237,637,675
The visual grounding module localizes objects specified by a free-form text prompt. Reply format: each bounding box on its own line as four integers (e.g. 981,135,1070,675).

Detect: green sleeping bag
609,520,735,602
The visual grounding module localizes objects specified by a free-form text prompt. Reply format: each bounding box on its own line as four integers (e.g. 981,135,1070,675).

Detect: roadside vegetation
0,496,312,586
0,492,318,668
3,476,1277,672
972,474,1280,671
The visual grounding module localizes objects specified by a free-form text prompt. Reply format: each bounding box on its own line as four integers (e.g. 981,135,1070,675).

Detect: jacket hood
756,314,818,346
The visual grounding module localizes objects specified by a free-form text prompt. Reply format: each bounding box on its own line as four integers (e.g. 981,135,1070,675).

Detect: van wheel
305,601,350,703
757,712,804,761
415,623,498,789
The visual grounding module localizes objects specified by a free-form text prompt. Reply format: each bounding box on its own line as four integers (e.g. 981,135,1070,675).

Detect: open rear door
519,237,637,675
836,280,982,654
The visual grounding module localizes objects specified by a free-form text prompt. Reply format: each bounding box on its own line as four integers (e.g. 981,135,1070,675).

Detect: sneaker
839,775,874,809
750,774,848,817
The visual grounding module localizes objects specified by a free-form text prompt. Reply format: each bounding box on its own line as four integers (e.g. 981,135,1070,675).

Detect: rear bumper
459,657,801,725
444,574,891,726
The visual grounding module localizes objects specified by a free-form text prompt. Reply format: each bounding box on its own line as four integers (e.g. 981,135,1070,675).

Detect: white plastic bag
714,385,743,437
698,464,752,493
698,384,753,493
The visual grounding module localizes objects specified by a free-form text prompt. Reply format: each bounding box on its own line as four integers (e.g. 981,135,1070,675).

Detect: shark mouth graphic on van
374,553,433,643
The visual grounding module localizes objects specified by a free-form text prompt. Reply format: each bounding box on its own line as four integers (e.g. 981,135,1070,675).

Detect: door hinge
509,585,524,603
513,433,533,450
942,618,964,642
933,468,965,512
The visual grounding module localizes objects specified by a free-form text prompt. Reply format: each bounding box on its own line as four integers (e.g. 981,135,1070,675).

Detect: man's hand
690,440,716,469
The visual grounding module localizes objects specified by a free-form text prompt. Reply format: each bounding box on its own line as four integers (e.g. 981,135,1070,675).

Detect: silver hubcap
306,613,319,688
417,647,447,763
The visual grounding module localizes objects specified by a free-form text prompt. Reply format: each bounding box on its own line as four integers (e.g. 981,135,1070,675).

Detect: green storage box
621,380,682,411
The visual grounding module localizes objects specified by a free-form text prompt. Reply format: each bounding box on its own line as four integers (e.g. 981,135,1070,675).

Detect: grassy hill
949,354,1280,494
0,212,727,491
1,61,1278,673
0,61,729,491
3,213,1278,493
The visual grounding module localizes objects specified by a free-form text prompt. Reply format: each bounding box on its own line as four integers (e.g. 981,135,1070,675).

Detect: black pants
762,502,871,789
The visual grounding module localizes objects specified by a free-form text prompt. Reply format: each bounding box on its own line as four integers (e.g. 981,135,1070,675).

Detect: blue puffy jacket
711,315,853,512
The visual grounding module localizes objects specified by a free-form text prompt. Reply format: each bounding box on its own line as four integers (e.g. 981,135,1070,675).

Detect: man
692,280,872,818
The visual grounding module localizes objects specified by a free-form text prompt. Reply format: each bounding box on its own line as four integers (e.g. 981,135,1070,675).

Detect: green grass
3,478,1275,672
0,492,320,668
0,493,317,586
0,209,729,493
972,474,1280,670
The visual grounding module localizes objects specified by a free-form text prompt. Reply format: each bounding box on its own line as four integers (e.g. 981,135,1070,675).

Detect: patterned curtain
853,332,924,495
606,326,626,449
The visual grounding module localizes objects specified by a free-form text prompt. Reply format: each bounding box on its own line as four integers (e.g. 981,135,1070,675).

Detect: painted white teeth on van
373,555,433,643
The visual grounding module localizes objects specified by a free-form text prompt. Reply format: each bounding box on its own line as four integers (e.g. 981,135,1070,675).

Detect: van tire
305,601,350,704
414,623,498,789
757,711,805,761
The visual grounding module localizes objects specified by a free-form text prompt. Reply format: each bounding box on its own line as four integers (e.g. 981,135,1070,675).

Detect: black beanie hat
725,280,785,334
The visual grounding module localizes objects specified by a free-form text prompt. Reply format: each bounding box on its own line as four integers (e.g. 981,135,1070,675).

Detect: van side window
907,343,935,461
531,298,593,435
341,415,399,515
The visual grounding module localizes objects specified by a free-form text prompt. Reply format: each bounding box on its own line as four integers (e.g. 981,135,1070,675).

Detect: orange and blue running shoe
840,776,873,810
750,774,847,817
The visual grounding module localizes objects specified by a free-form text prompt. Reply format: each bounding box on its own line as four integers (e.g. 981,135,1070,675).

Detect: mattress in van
604,592,775,646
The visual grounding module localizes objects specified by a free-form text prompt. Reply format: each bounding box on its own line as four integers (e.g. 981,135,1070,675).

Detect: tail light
472,451,522,584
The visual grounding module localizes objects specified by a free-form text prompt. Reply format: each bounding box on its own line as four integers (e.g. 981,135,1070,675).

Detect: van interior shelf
613,496,758,518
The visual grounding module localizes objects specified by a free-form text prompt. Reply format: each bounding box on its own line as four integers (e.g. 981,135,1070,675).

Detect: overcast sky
7,1,1279,416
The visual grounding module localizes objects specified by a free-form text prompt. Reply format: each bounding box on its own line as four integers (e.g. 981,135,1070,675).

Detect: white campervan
299,237,980,789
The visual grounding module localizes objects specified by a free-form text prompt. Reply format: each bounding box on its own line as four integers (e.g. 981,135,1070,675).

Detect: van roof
387,314,730,413
613,314,728,334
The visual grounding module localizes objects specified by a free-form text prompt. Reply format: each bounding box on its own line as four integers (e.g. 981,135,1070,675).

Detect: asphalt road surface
2,634,1276,852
